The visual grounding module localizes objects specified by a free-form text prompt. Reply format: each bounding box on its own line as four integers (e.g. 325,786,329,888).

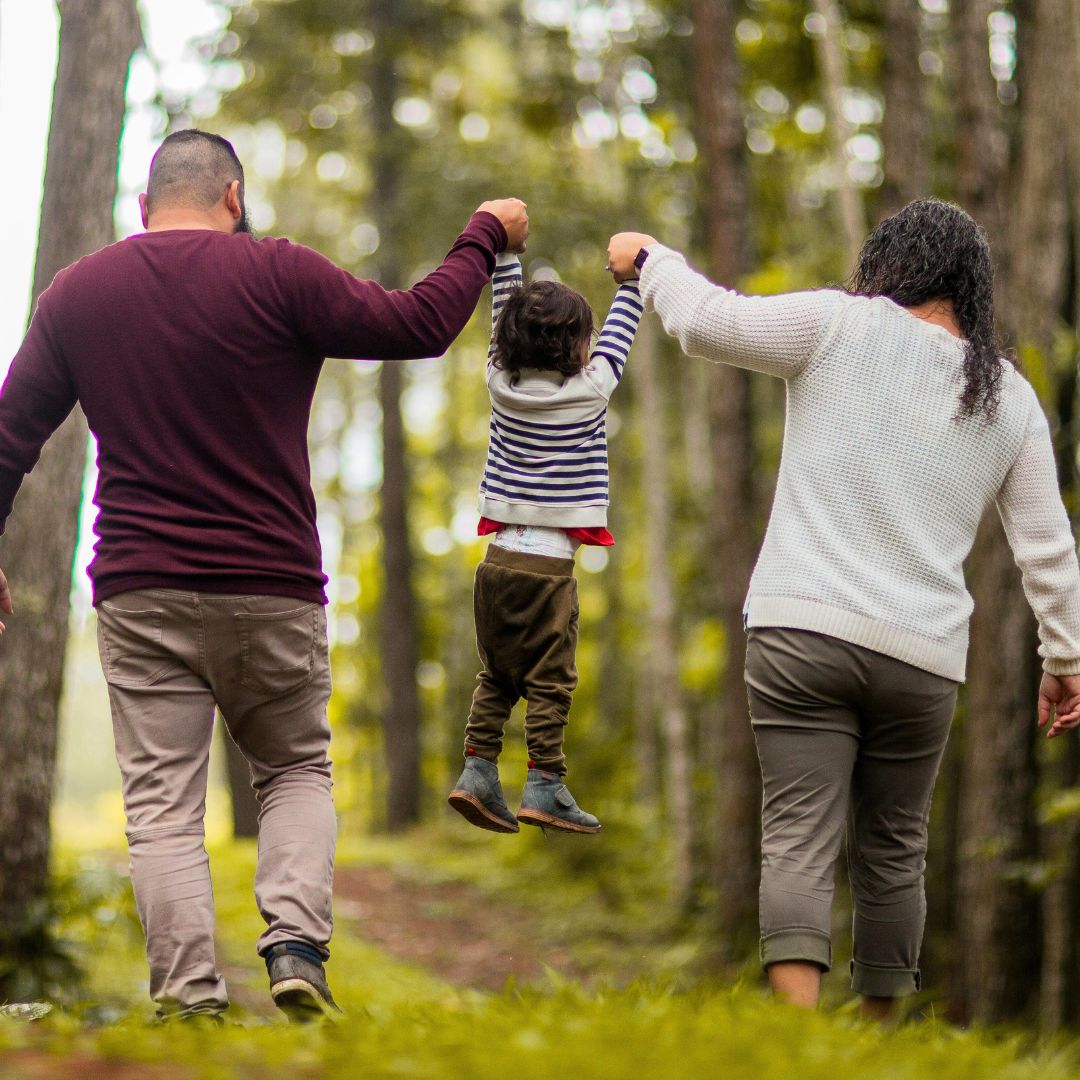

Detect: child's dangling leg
448,559,520,833
510,566,600,834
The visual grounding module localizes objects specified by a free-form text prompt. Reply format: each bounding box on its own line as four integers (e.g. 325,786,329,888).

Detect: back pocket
236,603,319,695
97,605,169,688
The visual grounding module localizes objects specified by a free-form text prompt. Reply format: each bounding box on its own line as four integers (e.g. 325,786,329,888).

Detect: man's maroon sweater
0,211,507,605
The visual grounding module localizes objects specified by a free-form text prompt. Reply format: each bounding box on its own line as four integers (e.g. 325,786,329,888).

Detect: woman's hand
606,232,657,283
1038,672,1080,737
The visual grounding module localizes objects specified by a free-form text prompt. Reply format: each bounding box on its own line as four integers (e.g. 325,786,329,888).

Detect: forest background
3,0,1080,1068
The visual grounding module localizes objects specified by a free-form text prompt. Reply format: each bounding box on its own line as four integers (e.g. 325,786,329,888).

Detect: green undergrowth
1,839,1079,1078
4,976,1080,1080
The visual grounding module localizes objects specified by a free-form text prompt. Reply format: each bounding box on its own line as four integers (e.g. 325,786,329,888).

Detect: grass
2,834,1080,1079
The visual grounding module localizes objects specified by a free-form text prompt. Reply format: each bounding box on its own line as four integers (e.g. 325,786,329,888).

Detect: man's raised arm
289,199,528,362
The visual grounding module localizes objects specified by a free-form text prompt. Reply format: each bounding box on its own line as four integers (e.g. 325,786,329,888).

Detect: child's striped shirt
478,253,643,529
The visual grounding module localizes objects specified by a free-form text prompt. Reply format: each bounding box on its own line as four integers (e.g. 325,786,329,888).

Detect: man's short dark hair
146,129,245,214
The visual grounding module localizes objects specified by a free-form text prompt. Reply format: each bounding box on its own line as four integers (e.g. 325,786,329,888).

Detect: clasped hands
1038,672,1080,739
474,202,657,285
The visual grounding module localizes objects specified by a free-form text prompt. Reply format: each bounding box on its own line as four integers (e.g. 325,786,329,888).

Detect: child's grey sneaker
517,768,601,833
266,944,342,1022
448,755,520,833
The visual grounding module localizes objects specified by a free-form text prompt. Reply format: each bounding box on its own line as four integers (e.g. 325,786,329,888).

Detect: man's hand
477,198,529,254
0,566,11,635
1038,672,1080,738
607,231,658,283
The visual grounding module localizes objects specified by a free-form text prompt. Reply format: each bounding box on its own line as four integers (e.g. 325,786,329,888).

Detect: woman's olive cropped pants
746,627,958,998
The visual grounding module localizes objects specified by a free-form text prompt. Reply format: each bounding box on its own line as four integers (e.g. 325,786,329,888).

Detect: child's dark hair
491,281,594,376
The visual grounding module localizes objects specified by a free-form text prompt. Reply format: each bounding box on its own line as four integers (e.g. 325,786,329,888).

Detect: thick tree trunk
957,526,1041,1022
377,359,422,829
951,0,1008,233
370,0,422,830
953,0,1070,1024
691,0,759,948
811,0,864,266
879,0,928,218
636,315,693,906
224,728,260,838
1018,0,1080,1032
0,0,141,980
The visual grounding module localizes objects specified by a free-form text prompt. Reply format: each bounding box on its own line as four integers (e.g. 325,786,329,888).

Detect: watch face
634,247,649,270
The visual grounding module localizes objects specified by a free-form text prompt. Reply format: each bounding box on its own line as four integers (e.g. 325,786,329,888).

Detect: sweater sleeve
288,210,506,361
996,398,1080,675
488,252,523,368
0,285,79,536
585,281,643,396
638,244,842,380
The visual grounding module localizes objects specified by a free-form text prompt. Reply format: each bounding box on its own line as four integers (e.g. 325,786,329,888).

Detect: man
0,129,528,1021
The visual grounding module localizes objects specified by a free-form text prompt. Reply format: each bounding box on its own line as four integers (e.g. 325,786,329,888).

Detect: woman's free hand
606,232,657,283
1038,672,1080,737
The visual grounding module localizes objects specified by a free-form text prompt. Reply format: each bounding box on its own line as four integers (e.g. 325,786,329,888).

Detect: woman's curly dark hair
491,280,594,376
846,198,1009,420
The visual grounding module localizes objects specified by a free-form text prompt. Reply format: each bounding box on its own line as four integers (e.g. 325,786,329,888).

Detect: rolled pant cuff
850,959,920,997
760,929,832,972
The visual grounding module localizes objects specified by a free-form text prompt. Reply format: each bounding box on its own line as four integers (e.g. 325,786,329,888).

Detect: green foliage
5,842,1080,1079
0,856,142,1008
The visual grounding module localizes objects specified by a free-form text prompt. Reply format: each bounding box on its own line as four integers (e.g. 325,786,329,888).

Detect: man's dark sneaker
265,943,342,1023
517,768,601,833
448,755,520,833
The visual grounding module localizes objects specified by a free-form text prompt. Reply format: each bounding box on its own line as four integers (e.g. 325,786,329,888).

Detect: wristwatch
634,247,650,272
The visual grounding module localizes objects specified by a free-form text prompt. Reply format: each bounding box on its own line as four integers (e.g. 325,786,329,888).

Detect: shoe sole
271,978,341,1023
517,808,601,834
448,790,520,833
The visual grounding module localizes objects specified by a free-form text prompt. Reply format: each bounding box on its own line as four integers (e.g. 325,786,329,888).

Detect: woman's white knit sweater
639,244,1080,682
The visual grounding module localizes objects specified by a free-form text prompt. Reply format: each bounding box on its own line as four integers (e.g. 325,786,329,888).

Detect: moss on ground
0,838,1078,1079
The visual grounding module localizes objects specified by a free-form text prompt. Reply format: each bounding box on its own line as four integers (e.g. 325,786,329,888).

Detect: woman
606,200,1080,1018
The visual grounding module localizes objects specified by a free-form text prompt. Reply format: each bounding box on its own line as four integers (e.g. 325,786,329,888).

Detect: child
447,250,643,833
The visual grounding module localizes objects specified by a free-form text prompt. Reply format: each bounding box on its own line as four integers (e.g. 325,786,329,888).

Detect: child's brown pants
464,544,579,773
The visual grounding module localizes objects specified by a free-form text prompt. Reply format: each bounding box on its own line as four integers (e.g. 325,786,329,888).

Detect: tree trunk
953,0,1070,1024
951,0,1008,234
0,0,141,984
636,315,693,906
879,0,928,218
377,359,422,829
1010,0,1080,1032
224,727,260,839
691,0,759,948
956,525,1041,1023
811,0,864,267
368,0,422,831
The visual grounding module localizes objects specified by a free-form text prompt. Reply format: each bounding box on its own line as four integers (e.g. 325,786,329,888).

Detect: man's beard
234,201,253,235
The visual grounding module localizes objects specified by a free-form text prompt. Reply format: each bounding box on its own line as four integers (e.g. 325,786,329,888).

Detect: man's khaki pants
96,589,335,1018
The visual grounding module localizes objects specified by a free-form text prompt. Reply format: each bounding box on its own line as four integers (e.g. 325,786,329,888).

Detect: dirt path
332,865,586,990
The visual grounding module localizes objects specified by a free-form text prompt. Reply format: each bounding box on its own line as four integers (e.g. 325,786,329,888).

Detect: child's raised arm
588,279,644,394
488,252,523,367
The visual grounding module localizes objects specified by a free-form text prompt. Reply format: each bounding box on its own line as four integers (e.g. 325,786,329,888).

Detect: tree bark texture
636,315,694,907
951,0,1008,233
0,0,141,962
369,0,423,830
952,0,1070,1025
1022,0,1080,1032
377,361,423,830
691,0,760,947
811,0,864,267
224,727,260,839
879,0,928,218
